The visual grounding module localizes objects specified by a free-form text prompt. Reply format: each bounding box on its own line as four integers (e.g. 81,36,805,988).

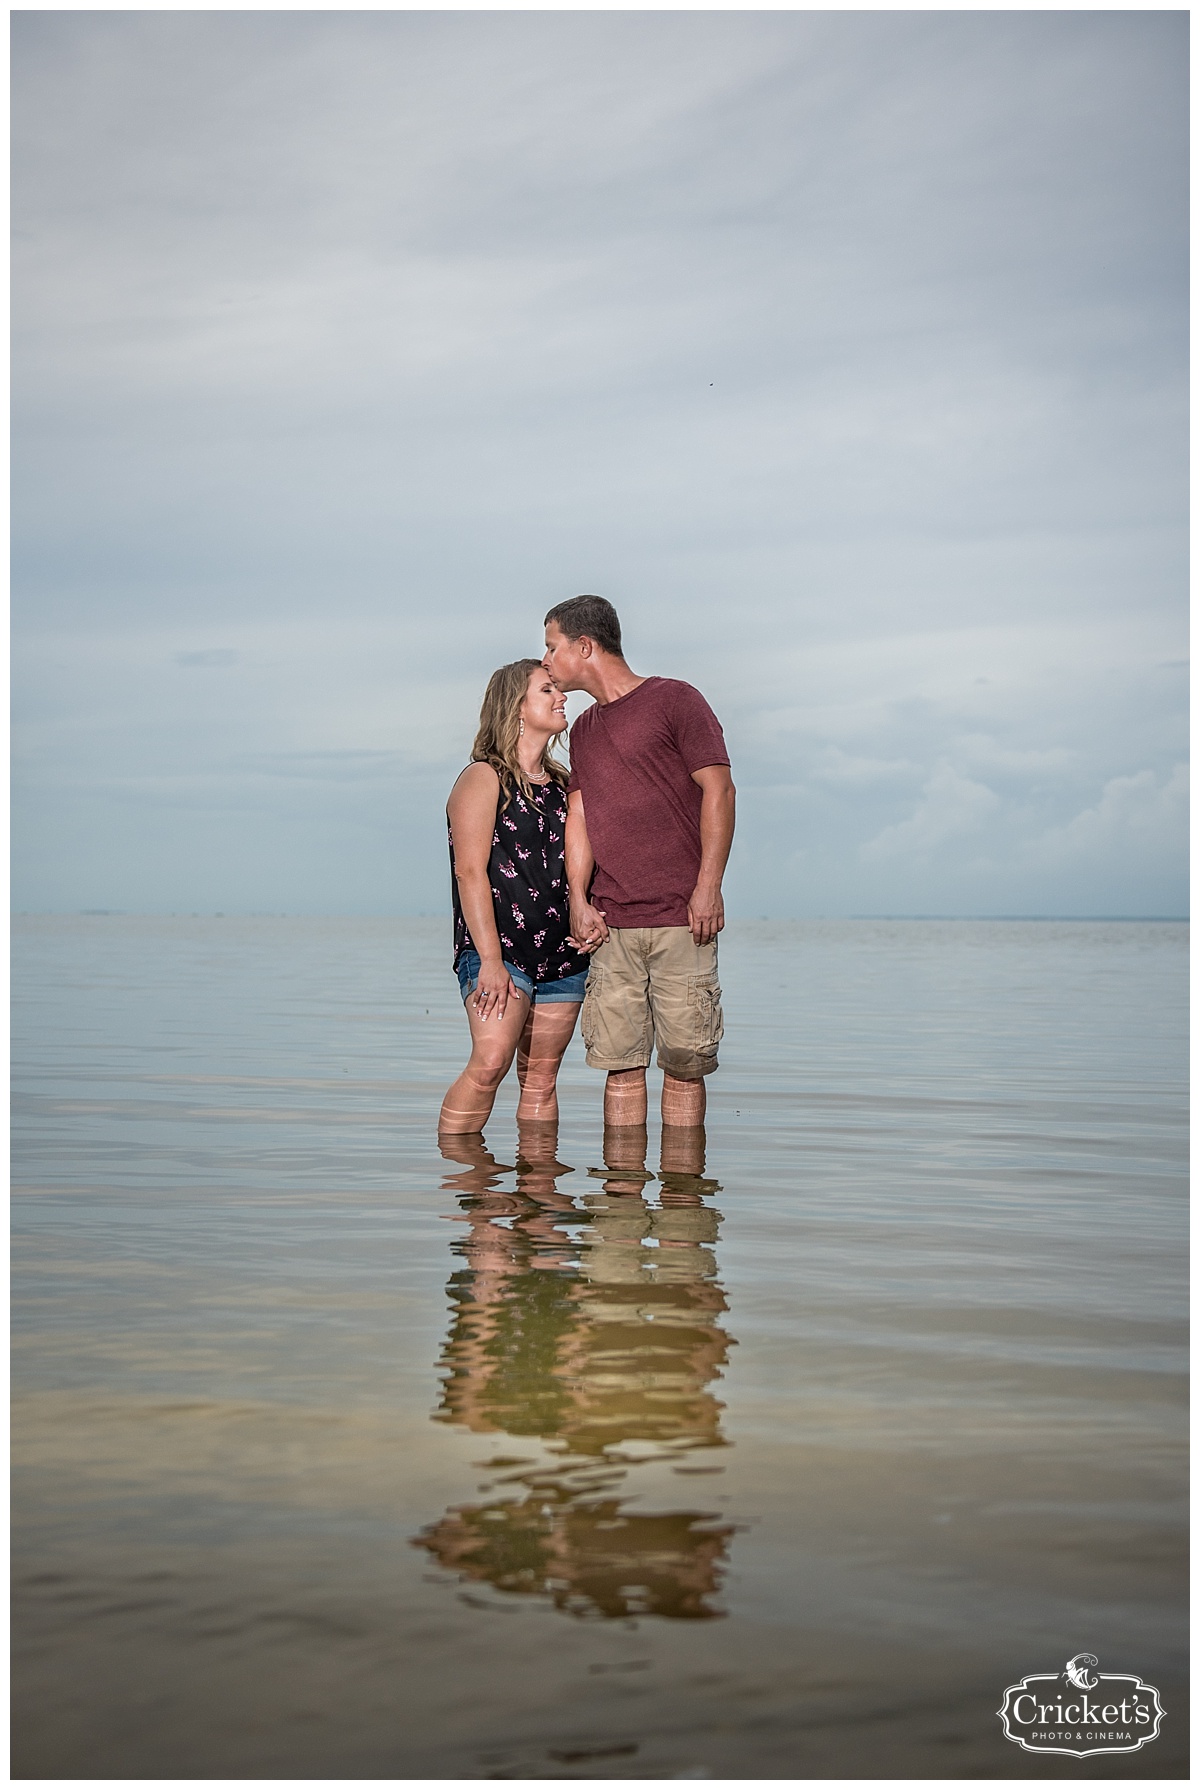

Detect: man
542,594,735,1129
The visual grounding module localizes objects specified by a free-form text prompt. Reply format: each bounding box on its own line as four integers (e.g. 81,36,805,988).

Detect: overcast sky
12,10,1187,917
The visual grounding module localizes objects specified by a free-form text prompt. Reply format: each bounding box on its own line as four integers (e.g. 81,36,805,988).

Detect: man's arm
687,764,736,946
564,789,609,951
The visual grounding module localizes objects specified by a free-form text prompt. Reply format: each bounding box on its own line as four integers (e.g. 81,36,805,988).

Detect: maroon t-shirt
567,677,730,928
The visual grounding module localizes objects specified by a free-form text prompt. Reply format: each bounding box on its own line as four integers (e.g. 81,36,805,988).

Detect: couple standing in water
439,594,736,1136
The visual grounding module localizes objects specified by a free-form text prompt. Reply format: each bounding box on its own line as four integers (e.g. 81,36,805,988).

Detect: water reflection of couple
439,595,735,1136
417,1122,735,1620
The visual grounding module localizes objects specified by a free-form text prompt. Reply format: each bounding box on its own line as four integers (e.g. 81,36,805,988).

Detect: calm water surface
11,918,1188,1778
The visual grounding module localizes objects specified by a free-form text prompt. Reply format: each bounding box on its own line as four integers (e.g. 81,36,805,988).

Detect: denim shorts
456,949,589,1006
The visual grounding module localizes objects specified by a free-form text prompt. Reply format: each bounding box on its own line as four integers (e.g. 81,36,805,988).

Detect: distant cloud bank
12,12,1187,915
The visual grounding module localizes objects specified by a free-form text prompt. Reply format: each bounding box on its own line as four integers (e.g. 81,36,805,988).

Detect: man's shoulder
615,675,709,709
652,677,720,717
654,676,706,700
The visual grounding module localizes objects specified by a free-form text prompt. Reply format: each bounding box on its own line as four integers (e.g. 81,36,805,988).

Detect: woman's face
521,668,567,737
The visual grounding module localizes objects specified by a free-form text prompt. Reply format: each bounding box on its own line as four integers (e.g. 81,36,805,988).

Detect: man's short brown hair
544,594,623,657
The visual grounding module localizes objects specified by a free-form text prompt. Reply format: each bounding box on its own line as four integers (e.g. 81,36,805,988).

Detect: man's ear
579,637,593,658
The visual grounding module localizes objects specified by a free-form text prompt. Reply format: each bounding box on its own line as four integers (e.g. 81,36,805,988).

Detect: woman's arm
565,789,609,951
447,763,522,1020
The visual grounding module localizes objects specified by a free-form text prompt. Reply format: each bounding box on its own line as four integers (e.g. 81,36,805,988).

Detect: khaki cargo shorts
580,927,724,1080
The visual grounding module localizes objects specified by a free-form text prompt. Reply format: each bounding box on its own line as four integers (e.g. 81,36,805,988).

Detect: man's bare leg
601,1123,650,1195
659,1124,705,1181
604,1066,648,1127
662,1071,705,1127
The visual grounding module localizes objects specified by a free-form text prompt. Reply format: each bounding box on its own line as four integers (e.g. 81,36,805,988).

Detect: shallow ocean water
11,916,1188,1779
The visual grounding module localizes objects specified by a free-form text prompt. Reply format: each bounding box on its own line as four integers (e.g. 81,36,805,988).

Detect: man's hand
568,896,609,953
687,881,725,947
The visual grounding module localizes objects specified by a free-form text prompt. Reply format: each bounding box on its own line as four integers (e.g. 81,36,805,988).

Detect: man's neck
584,656,647,706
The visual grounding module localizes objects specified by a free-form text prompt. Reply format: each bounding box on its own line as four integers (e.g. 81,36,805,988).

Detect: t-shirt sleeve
671,683,731,774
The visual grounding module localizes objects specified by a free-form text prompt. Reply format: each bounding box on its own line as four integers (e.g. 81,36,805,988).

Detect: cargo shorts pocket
580,968,603,1051
688,974,724,1053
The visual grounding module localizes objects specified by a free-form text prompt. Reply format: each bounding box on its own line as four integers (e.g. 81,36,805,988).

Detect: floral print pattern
450,780,589,984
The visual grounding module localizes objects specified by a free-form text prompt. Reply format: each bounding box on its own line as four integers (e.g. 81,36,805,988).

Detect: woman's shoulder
451,759,500,790
447,760,501,810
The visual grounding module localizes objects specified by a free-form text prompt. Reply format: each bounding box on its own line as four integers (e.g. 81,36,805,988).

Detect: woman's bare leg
438,993,530,1133
515,1002,581,1123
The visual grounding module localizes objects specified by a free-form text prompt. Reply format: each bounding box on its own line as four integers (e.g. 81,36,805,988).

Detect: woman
439,659,591,1134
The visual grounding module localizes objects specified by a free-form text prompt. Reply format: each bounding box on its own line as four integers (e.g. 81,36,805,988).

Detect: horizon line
11,910,1191,925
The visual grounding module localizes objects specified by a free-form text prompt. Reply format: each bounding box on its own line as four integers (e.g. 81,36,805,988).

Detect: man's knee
657,1049,718,1080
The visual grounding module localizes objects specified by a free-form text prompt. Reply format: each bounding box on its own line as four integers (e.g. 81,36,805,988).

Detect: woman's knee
468,1047,514,1088
519,1061,560,1092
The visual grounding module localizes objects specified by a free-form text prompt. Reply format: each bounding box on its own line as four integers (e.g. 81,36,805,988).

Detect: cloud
859,762,1002,863
10,12,1187,914
1026,762,1188,871
809,748,919,790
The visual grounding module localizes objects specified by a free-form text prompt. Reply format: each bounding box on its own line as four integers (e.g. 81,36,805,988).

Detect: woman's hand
473,956,521,1021
568,897,609,953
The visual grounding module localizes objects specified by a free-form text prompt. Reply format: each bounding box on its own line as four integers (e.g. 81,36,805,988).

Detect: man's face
542,621,589,690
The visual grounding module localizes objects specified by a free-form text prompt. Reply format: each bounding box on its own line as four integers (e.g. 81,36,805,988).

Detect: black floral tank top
450,777,590,984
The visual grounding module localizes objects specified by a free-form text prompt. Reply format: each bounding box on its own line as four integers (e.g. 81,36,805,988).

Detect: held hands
687,881,725,947
567,897,609,954
472,957,522,1022
567,886,722,950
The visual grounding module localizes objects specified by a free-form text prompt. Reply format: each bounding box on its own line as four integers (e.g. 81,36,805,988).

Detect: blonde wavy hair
471,658,569,807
